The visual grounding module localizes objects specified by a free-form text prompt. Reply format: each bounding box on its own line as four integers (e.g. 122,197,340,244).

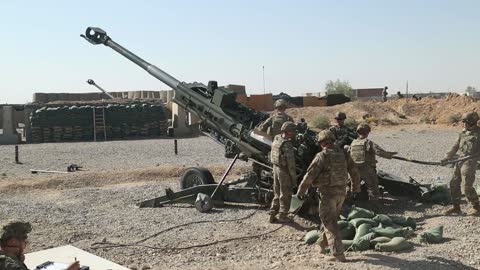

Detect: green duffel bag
375,237,412,252
419,225,443,244
347,206,375,220
372,227,413,238
340,222,356,240
391,216,416,229
304,230,320,244
349,218,378,228
353,223,372,242
373,214,393,226
370,236,391,248
342,239,354,250
338,220,349,229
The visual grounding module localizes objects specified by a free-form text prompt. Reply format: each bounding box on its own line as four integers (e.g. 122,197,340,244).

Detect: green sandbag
372,227,413,238
347,206,375,220
304,230,320,244
351,232,377,251
391,216,416,229
419,225,444,244
370,236,391,248
349,218,378,228
375,237,412,252
338,220,349,229
353,223,372,242
373,214,393,226
342,239,353,249
340,222,356,240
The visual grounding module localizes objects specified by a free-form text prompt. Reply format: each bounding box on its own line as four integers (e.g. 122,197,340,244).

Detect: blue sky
1,0,479,103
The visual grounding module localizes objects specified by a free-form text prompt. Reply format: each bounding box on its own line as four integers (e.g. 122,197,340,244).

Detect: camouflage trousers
450,160,479,204
270,165,293,215
318,193,345,256
358,165,380,200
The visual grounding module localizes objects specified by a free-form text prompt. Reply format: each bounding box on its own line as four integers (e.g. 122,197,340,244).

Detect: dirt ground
1,125,480,270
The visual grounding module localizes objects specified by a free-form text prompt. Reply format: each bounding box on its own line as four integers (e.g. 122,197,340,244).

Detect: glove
440,157,450,166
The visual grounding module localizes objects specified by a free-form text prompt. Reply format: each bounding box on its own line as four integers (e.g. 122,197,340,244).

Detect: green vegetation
325,79,354,98
312,115,331,130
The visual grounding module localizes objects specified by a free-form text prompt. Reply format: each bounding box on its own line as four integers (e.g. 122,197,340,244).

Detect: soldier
443,112,480,216
329,112,356,148
257,99,293,138
349,123,397,206
0,221,80,270
295,130,360,262
296,118,308,134
269,122,297,223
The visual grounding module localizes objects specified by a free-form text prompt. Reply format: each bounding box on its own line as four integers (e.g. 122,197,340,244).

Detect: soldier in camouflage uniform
0,221,80,270
269,121,298,223
349,123,397,205
329,112,356,148
296,130,360,262
257,99,294,139
443,112,480,216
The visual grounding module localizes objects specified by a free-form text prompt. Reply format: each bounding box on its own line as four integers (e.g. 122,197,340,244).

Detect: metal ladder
93,107,107,142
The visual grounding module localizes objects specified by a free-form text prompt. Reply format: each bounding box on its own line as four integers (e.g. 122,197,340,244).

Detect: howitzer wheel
180,167,215,189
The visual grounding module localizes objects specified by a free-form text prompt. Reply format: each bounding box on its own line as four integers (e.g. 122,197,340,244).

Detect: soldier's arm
444,134,461,159
371,141,396,159
283,142,297,187
257,116,272,132
296,153,324,197
346,152,361,193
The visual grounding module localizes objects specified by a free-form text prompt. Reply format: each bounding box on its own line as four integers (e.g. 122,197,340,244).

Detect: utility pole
406,80,409,102
262,66,266,95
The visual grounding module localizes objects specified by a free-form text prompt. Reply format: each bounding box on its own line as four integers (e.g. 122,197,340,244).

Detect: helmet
334,112,347,120
317,130,335,143
0,221,32,245
281,121,296,133
461,112,479,125
356,123,371,134
274,99,288,109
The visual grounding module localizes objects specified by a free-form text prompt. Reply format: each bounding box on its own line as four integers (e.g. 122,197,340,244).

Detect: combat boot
467,202,480,216
444,203,462,215
268,210,278,223
277,213,292,223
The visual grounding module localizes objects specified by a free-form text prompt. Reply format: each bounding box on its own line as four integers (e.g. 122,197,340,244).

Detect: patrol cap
317,130,335,143
0,221,32,245
281,121,296,133
461,112,479,125
356,123,371,134
334,112,347,120
274,99,288,109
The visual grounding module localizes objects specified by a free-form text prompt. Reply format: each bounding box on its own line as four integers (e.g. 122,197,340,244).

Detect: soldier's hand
296,193,305,201
66,261,80,270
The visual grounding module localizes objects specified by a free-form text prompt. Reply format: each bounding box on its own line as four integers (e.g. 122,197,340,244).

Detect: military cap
356,123,371,134
0,222,32,245
317,130,335,143
334,112,347,120
274,99,288,109
461,112,480,125
281,121,296,133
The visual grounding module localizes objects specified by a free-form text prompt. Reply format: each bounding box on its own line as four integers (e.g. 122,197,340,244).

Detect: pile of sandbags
304,206,444,253
30,103,168,143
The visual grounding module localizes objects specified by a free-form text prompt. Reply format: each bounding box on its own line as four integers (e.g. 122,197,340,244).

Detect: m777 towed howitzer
81,27,447,211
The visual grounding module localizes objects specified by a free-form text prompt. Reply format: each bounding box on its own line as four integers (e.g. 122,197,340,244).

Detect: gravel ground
1,126,480,270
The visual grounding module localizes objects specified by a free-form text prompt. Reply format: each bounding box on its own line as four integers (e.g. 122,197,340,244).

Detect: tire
180,167,215,189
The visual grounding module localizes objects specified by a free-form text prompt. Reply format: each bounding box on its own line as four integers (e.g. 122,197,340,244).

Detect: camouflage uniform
258,112,294,138
296,131,360,258
444,124,480,206
0,252,28,270
350,138,395,200
329,112,356,148
270,123,297,221
0,222,31,270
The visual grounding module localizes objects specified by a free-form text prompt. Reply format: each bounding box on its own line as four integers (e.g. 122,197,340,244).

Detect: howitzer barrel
81,27,180,89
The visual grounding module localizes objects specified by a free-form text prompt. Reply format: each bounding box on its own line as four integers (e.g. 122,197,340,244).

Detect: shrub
312,115,331,130
366,116,378,125
448,113,462,124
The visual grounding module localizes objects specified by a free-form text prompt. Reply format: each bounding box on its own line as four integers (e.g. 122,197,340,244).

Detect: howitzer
81,27,443,211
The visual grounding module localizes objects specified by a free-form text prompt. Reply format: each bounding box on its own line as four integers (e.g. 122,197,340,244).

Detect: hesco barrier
30,103,168,143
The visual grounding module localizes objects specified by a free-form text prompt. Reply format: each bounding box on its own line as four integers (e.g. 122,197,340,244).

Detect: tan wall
303,96,327,107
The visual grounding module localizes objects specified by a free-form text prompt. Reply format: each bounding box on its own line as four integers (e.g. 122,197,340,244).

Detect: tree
465,86,477,96
325,79,354,98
